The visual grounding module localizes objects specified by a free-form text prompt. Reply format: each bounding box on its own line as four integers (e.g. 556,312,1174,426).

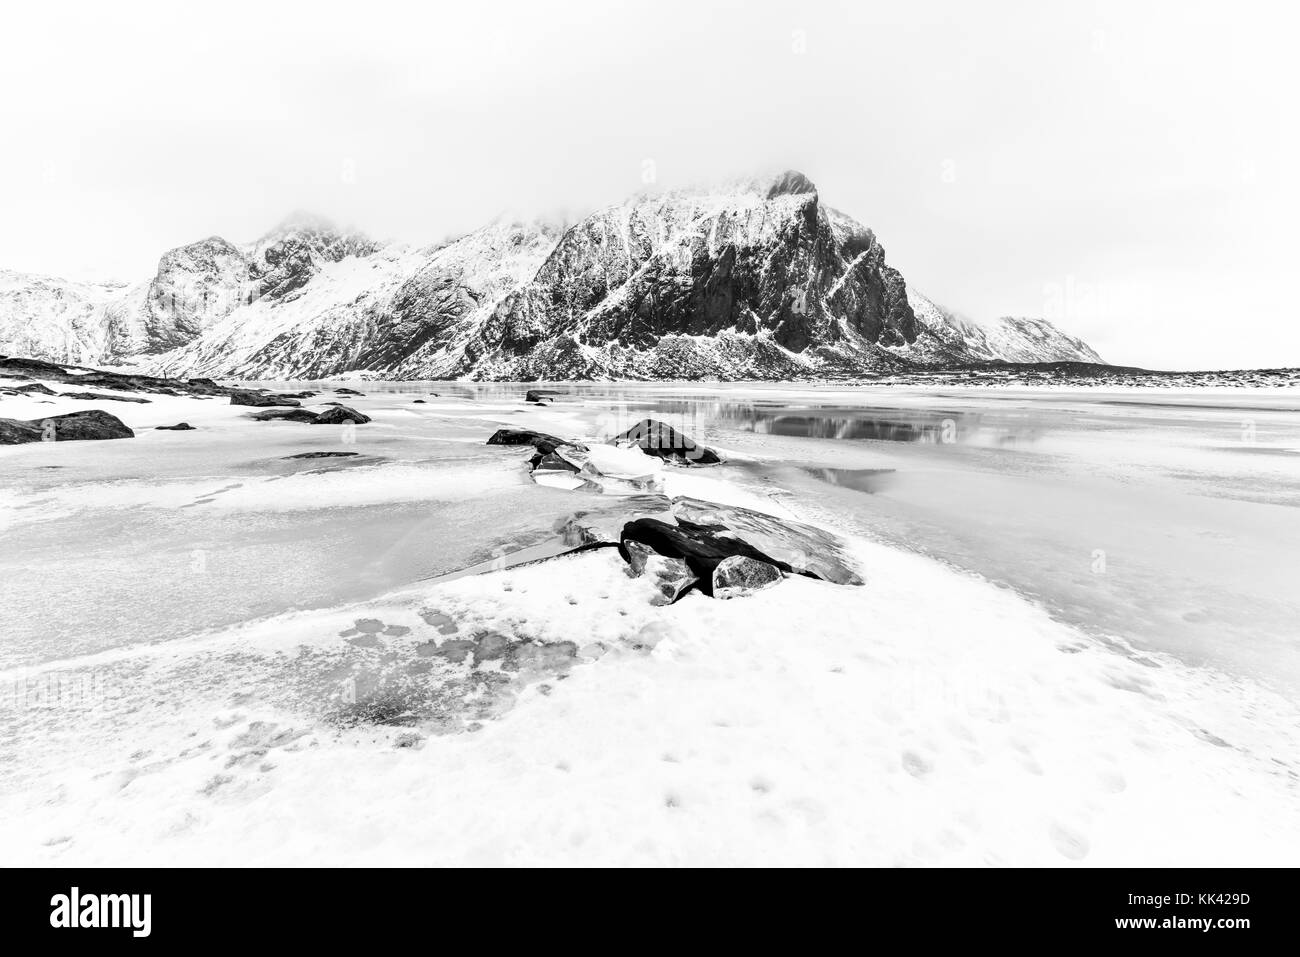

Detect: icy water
3,381,1297,692
613,384,1300,693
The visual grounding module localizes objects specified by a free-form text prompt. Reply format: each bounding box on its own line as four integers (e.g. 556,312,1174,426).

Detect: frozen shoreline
3,380,1299,865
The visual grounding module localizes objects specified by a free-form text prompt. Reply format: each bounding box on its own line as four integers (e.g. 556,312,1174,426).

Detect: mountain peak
765,169,818,199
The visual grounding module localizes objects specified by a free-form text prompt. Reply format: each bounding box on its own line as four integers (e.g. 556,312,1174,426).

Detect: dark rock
623,541,697,605
0,409,134,444
620,518,790,595
334,388,365,396
156,422,196,431
712,555,783,599
11,382,57,396
59,391,152,403
230,390,301,408
251,408,320,422
525,389,559,404
532,451,580,473
283,451,360,459
0,359,237,398
614,418,721,465
671,497,863,586
412,399,426,404
311,405,371,425
486,428,581,456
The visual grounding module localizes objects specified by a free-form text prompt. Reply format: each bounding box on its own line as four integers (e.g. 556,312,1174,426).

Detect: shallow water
4,380,1298,696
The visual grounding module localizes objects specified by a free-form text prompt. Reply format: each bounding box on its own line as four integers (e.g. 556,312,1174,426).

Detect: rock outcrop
0,409,134,444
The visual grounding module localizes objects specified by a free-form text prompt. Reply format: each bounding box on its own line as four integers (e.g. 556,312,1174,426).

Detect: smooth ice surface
2,379,1298,865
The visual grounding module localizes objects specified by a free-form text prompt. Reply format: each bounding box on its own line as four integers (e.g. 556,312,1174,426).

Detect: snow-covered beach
2,377,1299,866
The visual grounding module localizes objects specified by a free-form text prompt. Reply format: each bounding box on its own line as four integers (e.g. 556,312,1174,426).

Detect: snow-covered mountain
1,173,1104,380
0,270,135,364
898,289,1105,365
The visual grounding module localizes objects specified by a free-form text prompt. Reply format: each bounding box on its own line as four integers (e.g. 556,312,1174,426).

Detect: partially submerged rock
671,497,863,586
712,555,783,599
284,451,360,459
334,388,365,396
251,405,371,425
251,408,320,422
614,418,722,465
486,428,579,456
0,409,134,444
525,389,559,404
533,451,579,473
231,390,301,408
311,405,371,425
156,422,196,431
620,518,793,594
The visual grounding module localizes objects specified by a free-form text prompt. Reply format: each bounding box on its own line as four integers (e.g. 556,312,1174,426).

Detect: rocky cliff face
1,173,1104,379
451,173,918,379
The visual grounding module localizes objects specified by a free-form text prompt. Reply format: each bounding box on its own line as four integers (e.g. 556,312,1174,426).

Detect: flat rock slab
231,390,301,408
252,408,319,422
60,391,151,403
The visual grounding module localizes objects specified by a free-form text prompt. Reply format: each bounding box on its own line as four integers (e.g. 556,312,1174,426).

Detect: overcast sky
2,0,1296,369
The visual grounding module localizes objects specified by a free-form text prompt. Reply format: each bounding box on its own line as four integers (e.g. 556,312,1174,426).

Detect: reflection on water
717,403,977,443
800,467,896,494
598,384,1300,693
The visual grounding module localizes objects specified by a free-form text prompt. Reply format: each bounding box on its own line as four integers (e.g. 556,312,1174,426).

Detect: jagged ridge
0,173,1104,380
